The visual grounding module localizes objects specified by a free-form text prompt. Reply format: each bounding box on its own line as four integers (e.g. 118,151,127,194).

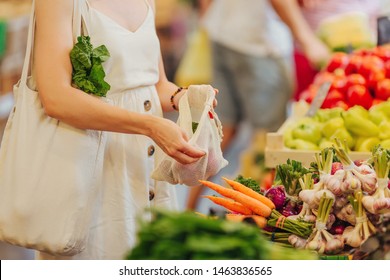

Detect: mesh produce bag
151,85,228,186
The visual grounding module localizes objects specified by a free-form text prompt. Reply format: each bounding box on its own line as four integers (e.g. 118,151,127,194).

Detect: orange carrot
222,177,276,210
199,180,272,217
203,195,253,215
250,215,267,228
225,214,267,229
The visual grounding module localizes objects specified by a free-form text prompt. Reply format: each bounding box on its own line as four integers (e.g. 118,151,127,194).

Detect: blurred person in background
186,0,294,210
270,0,380,100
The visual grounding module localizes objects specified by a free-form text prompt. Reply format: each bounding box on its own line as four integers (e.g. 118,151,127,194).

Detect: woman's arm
34,0,204,164
270,0,330,67
146,0,187,112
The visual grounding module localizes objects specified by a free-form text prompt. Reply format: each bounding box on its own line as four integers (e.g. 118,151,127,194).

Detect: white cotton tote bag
0,0,105,256
151,85,228,186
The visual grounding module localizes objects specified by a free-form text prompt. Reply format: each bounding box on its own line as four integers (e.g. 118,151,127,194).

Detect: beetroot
265,185,286,210
281,200,300,217
329,220,349,235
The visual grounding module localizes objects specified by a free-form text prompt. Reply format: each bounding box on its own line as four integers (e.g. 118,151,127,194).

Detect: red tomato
347,85,373,109
331,100,350,110
385,60,390,78
359,56,385,78
375,78,390,100
330,75,347,93
322,89,344,108
373,46,390,62
326,52,349,72
346,73,367,89
367,69,386,91
345,55,363,75
354,49,374,56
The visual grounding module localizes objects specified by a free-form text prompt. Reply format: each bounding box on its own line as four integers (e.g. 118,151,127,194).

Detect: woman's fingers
180,144,205,159
151,118,205,165
213,88,219,107
170,141,205,165
173,150,204,165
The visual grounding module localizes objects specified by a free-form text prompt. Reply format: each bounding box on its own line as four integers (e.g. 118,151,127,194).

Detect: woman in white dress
34,0,209,260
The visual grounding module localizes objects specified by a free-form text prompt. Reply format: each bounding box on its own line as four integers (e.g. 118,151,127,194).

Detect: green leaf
70,35,111,97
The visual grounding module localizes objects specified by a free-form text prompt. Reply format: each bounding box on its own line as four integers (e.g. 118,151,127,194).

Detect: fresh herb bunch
234,175,261,194
126,209,317,260
70,36,111,97
274,159,310,197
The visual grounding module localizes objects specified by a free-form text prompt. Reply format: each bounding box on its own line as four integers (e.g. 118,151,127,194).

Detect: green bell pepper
322,117,345,139
319,139,334,150
314,108,343,123
347,105,369,119
292,120,322,144
289,139,320,151
369,110,388,126
369,100,390,119
378,121,390,140
355,137,381,152
342,110,379,137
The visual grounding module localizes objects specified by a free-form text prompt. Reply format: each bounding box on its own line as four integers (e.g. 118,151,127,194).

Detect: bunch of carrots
200,178,314,238
200,178,275,229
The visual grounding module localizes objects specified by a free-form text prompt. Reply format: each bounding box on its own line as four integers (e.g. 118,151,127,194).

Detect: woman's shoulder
35,0,73,16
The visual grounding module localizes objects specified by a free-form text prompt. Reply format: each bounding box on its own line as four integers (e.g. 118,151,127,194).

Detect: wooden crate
264,102,371,168
265,132,371,168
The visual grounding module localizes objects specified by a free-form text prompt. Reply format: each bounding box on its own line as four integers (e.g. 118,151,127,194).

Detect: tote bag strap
20,0,88,85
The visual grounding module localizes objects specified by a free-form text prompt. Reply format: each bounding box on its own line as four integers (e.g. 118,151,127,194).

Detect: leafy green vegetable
126,209,317,260
192,122,199,133
70,36,111,97
274,159,310,197
234,175,261,194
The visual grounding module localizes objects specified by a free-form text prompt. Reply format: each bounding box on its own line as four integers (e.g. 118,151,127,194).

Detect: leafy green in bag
70,36,111,97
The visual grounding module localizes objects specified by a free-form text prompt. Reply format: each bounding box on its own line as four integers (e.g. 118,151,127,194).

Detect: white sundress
38,0,178,260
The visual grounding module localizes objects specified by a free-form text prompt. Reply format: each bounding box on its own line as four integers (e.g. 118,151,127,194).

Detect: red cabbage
265,185,286,210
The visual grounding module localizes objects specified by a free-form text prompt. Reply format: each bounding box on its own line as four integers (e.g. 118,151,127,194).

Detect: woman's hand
302,36,330,69
148,117,205,165
298,0,324,9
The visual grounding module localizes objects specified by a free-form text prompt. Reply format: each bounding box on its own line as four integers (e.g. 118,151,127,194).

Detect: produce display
300,46,390,110
202,142,390,259
283,101,390,151
126,209,317,260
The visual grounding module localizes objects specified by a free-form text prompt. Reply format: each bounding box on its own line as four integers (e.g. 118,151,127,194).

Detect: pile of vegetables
300,46,390,111
200,177,313,239
283,101,390,151
126,209,317,260
202,142,390,257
